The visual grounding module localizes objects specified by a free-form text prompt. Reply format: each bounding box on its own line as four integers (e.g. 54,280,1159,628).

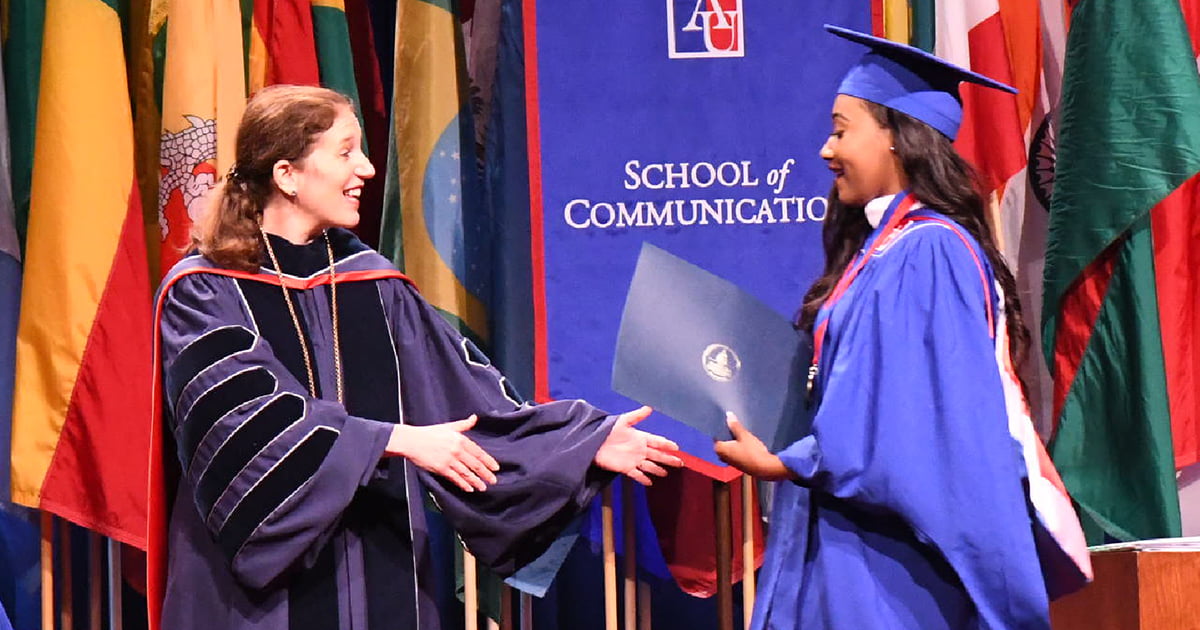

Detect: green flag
3,0,45,247
1044,0,1200,543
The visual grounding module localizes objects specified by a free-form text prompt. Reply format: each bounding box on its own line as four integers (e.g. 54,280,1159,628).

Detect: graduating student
148,84,682,630
714,26,1092,630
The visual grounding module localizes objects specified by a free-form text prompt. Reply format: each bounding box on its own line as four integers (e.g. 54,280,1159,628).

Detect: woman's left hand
714,412,794,481
594,406,685,485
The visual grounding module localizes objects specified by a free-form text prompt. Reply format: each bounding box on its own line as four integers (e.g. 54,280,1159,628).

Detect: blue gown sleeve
159,273,394,590
777,224,1050,629
381,279,617,576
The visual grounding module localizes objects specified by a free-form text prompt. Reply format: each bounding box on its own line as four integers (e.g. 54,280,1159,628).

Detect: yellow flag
158,0,246,273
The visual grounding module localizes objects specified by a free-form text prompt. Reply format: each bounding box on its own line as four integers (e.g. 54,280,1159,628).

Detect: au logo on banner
667,0,744,59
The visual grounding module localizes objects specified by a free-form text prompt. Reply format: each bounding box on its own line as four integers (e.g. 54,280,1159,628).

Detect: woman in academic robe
149,84,682,630
713,26,1091,630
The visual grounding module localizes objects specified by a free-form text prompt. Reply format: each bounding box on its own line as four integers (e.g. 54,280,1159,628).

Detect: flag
1044,0,1200,543
935,0,1063,435
248,0,320,93
1,22,23,506
341,0,388,249
9,0,155,549
310,0,359,103
157,0,246,274
313,0,389,248
1184,0,1200,61
0,36,39,630
131,0,168,277
2,0,44,247
934,0,1037,233
379,0,490,342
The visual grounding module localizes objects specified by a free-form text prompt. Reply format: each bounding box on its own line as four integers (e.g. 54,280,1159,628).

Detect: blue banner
528,1,874,474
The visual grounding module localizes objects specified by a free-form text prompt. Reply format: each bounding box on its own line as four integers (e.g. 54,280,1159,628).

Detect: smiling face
819,94,905,207
277,106,375,235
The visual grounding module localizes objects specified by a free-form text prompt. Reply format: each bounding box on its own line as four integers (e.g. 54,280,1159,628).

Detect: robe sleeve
776,225,1050,629
380,279,617,576
159,272,394,591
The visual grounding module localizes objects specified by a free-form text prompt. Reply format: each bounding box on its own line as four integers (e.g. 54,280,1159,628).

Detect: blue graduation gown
751,209,1050,630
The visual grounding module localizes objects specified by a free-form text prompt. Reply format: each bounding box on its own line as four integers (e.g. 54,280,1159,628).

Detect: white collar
864,194,895,228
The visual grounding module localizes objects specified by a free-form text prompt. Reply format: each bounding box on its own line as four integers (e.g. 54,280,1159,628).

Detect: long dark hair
193,85,352,271
797,101,1031,385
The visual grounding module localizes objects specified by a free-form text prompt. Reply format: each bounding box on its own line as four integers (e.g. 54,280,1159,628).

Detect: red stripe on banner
956,12,1026,193
1150,173,1200,469
871,0,885,37
523,0,550,403
1050,241,1119,437
38,187,152,549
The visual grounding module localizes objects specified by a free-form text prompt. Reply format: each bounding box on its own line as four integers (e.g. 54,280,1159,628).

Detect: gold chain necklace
260,228,343,403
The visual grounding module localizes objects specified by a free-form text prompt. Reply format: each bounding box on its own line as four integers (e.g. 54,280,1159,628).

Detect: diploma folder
612,243,810,453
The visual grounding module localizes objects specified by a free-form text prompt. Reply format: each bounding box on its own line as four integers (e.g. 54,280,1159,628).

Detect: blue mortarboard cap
825,24,1017,140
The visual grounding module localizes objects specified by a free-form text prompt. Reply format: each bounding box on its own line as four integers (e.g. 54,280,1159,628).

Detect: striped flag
379,0,490,342
931,0,1068,436
1045,0,1200,543
157,0,246,274
9,0,154,548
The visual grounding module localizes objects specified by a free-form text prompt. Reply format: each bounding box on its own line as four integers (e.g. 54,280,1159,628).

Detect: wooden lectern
1050,551,1200,629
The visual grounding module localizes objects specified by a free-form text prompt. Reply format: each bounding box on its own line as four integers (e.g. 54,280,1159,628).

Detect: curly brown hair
192,85,353,271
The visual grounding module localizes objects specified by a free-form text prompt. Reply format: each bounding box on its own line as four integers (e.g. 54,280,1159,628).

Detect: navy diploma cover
613,243,810,454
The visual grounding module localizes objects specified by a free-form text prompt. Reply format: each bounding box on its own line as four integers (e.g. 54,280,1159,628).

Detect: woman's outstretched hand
713,412,794,481
384,415,500,493
593,406,685,486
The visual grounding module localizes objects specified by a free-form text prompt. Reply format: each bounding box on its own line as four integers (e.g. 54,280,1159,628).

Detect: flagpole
500,583,513,630
464,547,479,630
602,486,617,630
41,512,53,630
623,479,637,630
108,538,123,630
637,579,652,630
741,475,756,629
714,480,733,630
60,517,74,630
520,592,533,630
90,532,102,630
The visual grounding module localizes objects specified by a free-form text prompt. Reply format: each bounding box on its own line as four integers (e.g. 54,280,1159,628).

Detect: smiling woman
712,26,1091,630
262,104,374,242
149,84,683,630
